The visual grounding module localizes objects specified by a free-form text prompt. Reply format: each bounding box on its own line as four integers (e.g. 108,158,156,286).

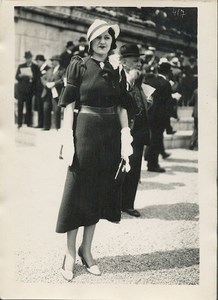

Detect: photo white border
0,0,217,299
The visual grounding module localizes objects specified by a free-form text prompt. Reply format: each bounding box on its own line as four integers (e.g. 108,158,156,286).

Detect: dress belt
80,105,116,114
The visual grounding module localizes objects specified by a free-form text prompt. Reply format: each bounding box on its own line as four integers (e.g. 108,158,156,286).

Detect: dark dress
56,56,128,233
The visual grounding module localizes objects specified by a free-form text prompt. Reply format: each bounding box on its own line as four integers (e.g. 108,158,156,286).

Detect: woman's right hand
59,130,75,166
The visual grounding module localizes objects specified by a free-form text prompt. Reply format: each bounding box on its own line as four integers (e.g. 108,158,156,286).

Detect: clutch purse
114,159,126,184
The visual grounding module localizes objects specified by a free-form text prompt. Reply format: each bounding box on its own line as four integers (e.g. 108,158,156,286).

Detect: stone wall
14,6,197,68
15,18,84,66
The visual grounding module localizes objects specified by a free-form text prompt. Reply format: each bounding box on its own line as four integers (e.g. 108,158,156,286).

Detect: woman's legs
79,224,96,266
64,228,79,270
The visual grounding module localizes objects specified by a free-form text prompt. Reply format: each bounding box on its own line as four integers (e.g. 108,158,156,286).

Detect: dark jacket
73,44,89,58
147,74,172,129
60,50,74,70
15,62,39,97
35,64,51,97
41,66,65,100
119,71,150,146
128,84,150,146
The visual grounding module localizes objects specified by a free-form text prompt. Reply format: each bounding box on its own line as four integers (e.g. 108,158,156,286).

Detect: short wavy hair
89,27,117,55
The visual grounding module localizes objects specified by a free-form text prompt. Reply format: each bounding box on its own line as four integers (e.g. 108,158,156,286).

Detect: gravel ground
11,129,199,286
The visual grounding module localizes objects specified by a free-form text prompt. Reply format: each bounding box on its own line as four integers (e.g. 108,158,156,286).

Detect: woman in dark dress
56,19,133,281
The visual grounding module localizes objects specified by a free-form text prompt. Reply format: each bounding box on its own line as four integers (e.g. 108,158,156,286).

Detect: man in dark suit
145,60,172,172
119,44,150,217
60,41,75,70
35,54,50,128
15,51,38,128
72,36,88,58
41,55,65,130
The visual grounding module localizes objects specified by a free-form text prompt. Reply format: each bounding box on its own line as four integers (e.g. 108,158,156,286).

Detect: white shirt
53,65,60,74
124,69,134,91
40,62,47,72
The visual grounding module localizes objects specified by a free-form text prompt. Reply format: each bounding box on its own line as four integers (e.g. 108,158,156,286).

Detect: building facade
14,6,197,67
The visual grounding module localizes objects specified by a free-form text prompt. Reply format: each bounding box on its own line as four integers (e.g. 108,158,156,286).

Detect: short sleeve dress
56,56,128,233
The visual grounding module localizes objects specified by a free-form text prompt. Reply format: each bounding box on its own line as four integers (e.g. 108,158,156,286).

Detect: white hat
170,57,180,67
159,57,170,65
144,50,154,56
87,19,120,43
148,46,156,51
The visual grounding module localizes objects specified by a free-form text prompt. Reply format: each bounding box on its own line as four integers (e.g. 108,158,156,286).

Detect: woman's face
91,29,112,57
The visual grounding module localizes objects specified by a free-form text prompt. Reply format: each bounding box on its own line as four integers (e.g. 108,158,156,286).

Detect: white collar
158,74,167,80
124,69,135,90
67,49,72,54
99,62,104,69
79,45,85,50
40,62,47,71
53,65,60,74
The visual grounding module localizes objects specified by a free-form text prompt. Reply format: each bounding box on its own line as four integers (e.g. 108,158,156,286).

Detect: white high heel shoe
60,254,75,281
78,248,101,276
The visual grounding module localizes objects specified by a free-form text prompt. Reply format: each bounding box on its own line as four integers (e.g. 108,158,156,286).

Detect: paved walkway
12,129,199,285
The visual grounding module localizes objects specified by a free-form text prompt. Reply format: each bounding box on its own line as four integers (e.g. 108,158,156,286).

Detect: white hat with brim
170,57,180,67
159,57,170,65
144,50,154,56
87,19,120,44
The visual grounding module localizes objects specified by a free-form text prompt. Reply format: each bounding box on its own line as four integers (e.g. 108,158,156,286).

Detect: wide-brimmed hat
50,55,61,61
87,19,120,43
119,44,144,58
144,50,154,56
24,51,33,59
35,54,46,62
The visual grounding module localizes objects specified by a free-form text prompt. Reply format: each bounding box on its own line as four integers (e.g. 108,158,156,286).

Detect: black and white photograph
0,1,217,299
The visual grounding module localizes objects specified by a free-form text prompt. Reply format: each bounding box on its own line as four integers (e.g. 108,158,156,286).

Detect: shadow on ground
93,248,199,275
167,165,198,173
138,181,185,191
122,203,199,221
140,164,198,179
166,158,198,164
140,169,161,179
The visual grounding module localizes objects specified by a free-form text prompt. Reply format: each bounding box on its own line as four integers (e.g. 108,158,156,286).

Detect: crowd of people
15,18,198,281
15,38,197,132
15,36,89,130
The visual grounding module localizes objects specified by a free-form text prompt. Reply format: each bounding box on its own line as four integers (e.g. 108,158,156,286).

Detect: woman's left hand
121,127,133,172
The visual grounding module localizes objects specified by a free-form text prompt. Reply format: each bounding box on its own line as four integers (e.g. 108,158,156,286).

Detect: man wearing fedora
72,36,88,58
60,41,75,70
35,54,50,128
41,55,65,130
119,44,150,217
15,51,38,128
145,60,173,172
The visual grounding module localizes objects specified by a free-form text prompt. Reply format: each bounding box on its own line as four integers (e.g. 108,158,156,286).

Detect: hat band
121,52,142,58
88,23,110,42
